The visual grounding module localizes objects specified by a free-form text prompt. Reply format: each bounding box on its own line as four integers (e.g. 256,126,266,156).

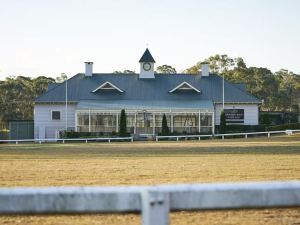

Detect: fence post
198,136,201,141
245,134,248,139
268,132,270,138
141,190,170,225
222,135,224,140
176,137,179,141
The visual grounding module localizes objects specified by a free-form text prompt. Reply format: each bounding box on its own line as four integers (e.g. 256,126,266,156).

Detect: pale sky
0,0,299,79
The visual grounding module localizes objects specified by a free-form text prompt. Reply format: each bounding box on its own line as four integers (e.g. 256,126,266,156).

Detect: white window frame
51,110,61,121
92,81,124,93
169,81,201,93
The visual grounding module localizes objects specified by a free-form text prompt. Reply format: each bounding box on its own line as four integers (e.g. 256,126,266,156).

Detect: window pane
126,115,135,127
52,111,60,120
78,114,89,126
200,114,212,126
174,115,197,127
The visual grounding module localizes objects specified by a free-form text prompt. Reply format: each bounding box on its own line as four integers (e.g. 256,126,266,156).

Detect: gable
92,81,124,93
169,81,201,93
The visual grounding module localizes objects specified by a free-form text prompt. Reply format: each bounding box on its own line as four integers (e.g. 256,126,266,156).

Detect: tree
220,110,226,134
56,73,68,83
161,114,170,135
274,69,300,112
119,109,128,137
156,65,177,74
184,53,300,111
184,54,234,74
0,76,54,121
113,70,135,74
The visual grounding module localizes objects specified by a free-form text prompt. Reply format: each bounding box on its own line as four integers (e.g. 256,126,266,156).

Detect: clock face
143,63,151,71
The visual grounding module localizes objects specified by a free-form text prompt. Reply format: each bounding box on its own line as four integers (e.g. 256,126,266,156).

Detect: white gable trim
92,81,124,93
169,81,201,93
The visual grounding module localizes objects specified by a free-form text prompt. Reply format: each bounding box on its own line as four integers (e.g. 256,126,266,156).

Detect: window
51,111,61,120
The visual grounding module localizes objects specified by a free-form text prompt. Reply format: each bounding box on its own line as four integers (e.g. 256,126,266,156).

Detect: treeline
183,55,300,112
0,76,55,121
0,55,299,121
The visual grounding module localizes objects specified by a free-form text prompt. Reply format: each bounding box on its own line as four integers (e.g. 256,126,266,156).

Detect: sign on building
224,109,244,124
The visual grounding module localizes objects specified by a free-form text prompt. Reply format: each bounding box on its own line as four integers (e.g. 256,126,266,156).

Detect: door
135,113,153,135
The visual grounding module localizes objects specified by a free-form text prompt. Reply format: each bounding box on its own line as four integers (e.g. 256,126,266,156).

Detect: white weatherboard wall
34,104,76,139
215,104,259,125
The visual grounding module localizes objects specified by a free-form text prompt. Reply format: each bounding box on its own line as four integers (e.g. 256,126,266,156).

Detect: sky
0,0,300,79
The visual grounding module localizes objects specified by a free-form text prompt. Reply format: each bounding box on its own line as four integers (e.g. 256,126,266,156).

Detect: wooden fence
0,181,300,225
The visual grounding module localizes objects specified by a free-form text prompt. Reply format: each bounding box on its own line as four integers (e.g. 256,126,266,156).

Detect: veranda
75,109,214,135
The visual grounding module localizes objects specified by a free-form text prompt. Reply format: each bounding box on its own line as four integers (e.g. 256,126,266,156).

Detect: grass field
0,135,300,224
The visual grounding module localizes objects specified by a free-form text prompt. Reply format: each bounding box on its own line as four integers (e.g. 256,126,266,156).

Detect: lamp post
218,62,225,110
222,71,225,109
65,75,68,132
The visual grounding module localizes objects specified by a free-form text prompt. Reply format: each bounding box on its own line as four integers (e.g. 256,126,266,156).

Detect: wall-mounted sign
224,109,244,124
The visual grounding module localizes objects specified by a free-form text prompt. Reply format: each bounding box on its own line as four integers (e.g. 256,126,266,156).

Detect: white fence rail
0,136,133,144
0,129,300,144
156,129,300,141
0,181,300,225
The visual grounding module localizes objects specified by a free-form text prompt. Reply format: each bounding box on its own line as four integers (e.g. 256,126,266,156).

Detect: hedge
215,125,266,134
61,131,119,138
0,130,9,140
266,123,300,131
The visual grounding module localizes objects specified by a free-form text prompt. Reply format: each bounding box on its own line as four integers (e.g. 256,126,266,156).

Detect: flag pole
65,76,68,132
222,72,225,109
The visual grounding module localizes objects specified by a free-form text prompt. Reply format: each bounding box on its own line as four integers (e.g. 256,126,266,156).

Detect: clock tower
139,48,155,79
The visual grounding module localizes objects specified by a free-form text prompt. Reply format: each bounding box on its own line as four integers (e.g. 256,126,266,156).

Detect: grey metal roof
36,73,260,104
47,83,60,91
77,100,214,110
233,83,247,92
139,48,156,63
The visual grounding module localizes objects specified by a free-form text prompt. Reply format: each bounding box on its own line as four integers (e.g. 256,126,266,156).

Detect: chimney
201,63,209,77
85,62,93,77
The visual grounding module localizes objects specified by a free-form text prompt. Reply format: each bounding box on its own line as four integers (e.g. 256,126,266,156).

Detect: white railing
1,129,300,144
0,181,300,225
156,129,300,141
0,136,133,144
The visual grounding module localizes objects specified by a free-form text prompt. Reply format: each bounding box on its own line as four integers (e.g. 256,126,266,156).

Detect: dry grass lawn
0,135,300,224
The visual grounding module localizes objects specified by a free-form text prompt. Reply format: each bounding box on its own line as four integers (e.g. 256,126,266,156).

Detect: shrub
220,110,226,134
161,114,170,135
119,109,129,137
215,125,266,134
61,131,122,138
61,130,80,138
0,129,9,140
266,123,300,131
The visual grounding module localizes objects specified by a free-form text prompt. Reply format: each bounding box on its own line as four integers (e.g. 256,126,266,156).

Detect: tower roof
139,48,156,63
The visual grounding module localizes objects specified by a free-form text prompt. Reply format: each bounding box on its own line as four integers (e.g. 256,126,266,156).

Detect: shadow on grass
0,145,300,159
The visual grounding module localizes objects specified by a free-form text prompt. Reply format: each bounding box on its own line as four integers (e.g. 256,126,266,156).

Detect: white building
34,49,261,139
